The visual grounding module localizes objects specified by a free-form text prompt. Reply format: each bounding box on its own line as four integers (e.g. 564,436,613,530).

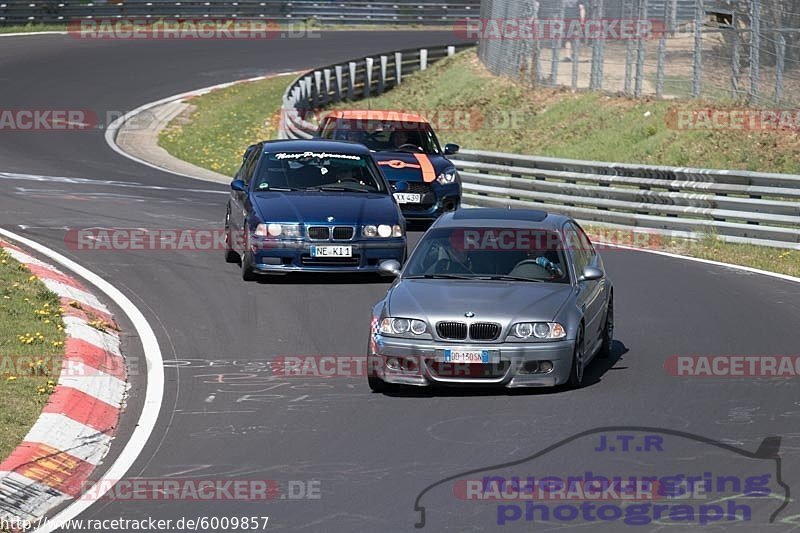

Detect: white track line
596,241,800,285
0,228,164,533
104,74,295,181
0,31,67,38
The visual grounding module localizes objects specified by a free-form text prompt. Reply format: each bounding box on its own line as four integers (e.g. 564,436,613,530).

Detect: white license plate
394,193,422,204
311,245,352,258
443,349,491,364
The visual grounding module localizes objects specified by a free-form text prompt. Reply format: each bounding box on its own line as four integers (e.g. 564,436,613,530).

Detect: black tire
224,207,240,264
368,376,387,393
241,251,258,282
567,327,585,389
598,295,614,359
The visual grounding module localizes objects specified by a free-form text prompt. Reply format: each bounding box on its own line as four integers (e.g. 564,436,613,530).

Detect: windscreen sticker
274,152,361,161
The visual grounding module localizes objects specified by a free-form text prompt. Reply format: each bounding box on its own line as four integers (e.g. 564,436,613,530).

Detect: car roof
260,139,372,155
435,208,572,230
323,110,430,124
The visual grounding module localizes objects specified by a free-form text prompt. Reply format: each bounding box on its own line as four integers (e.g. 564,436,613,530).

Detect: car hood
372,151,452,183
251,191,400,225
387,279,574,324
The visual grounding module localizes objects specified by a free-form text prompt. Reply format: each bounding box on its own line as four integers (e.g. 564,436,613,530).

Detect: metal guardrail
279,43,475,139
0,1,479,25
279,45,799,250
455,150,800,249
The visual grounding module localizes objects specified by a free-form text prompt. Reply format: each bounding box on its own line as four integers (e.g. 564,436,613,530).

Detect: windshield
404,228,570,283
253,151,385,193
321,118,441,154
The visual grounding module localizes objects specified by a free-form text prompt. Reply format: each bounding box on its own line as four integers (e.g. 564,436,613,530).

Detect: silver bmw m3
368,208,614,391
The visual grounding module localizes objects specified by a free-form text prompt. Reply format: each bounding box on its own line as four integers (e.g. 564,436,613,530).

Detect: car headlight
511,322,566,340
380,317,427,336
363,224,403,238
254,223,301,238
436,169,458,185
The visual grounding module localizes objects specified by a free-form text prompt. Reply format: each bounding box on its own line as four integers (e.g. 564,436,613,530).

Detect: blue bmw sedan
224,140,407,280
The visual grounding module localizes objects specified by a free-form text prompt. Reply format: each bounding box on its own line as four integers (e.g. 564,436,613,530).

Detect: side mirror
230,179,247,192
378,259,402,277
579,266,604,282
393,181,409,193
444,143,460,155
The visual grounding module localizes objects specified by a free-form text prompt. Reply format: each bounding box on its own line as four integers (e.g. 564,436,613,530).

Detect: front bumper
392,182,461,221
369,336,575,388
250,238,405,274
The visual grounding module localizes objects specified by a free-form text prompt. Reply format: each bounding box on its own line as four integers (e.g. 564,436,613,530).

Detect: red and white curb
0,240,127,525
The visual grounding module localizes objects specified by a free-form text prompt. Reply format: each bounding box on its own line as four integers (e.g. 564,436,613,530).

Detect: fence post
571,37,580,90
774,33,785,104
420,48,428,70
533,0,543,85
395,52,403,84
634,0,647,97
379,55,388,93
365,57,373,98
334,65,343,101
549,0,567,86
730,29,740,98
691,0,703,98
590,0,605,90
447,45,456,56
347,61,357,100
624,0,635,94
748,0,760,102
655,0,668,97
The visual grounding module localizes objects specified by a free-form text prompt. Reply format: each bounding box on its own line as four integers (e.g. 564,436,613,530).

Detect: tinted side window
242,145,261,185
564,224,590,274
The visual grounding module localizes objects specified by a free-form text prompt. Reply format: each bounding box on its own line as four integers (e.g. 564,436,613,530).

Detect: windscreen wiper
405,274,476,280
477,275,545,282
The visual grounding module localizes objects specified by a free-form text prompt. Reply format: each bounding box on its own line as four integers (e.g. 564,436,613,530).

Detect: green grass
0,246,65,459
0,24,67,34
332,50,799,174
158,74,294,177
584,227,800,278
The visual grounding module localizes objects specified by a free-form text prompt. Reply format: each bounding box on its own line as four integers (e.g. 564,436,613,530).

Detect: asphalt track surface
1,31,800,532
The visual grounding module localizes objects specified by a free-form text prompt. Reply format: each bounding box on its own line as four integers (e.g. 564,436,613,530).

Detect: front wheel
241,251,258,282
368,376,387,393
567,327,585,389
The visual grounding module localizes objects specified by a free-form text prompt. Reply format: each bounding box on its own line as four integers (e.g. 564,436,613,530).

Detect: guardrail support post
313,71,323,108
420,49,428,71
447,46,455,57
365,57,374,98
395,52,403,85
378,55,388,94
323,68,332,105
303,75,314,108
334,65,343,101
348,61,357,100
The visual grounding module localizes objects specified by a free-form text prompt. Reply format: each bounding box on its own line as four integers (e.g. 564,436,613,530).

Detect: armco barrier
280,46,799,250
0,1,478,26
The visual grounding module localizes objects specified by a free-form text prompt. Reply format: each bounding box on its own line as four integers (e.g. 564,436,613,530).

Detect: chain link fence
477,0,800,106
